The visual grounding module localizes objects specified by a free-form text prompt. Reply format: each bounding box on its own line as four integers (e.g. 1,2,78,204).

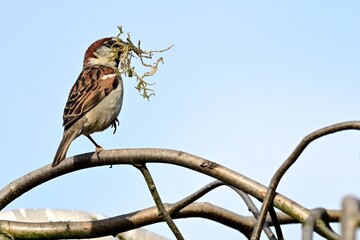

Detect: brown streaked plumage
63,66,119,129
52,37,124,167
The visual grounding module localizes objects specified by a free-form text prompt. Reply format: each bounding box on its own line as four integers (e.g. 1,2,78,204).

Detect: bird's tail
52,129,80,167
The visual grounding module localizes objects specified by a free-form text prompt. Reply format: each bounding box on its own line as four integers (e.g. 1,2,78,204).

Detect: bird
52,37,124,167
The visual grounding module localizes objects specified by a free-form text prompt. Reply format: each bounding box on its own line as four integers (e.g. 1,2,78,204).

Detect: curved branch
0,202,253,239
0,203,342,240
0,148,344,239
0,149,306,218
252,121,360,240
170,180,225,214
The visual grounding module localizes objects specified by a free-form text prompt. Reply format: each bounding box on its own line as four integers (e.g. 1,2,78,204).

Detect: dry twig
111,26,173,100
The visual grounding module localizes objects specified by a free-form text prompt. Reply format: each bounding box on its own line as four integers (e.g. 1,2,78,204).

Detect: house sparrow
52,37,124,167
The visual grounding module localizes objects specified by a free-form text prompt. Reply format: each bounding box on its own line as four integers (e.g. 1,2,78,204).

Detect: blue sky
0,1,359,239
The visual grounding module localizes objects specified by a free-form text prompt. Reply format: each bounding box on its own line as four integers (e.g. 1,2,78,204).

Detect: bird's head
83,37,123,68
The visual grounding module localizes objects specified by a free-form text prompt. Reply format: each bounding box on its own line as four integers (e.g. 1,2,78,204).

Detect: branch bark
0,203,342,239
0,148,309,223
0,143,353,239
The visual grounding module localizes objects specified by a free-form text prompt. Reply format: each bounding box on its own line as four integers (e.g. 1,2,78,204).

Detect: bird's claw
111,118,120,134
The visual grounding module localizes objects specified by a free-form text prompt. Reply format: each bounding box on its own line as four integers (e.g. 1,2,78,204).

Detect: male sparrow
52,37,124,167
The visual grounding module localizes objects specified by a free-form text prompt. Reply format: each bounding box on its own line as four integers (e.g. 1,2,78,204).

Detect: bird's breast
82,78,124,134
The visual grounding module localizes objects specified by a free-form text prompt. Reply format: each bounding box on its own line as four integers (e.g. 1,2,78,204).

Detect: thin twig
170,180,225,214
231,187,277,240
268,207,284,240
134,163,184,240
251,121,360,240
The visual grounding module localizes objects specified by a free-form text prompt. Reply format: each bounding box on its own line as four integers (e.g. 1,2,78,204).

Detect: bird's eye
105,40,121,49
105,40,115,47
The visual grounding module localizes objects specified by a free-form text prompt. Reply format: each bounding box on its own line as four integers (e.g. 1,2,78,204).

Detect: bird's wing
63,65,120,129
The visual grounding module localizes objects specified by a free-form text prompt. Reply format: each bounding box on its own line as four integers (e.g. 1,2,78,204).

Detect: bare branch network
0,121,360,239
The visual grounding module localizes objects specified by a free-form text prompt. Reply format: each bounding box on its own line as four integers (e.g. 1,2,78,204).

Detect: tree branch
135,164,184,240
0,203,342,239
169,180,225,214
0,149,308,223
251,121,360,240
0,146,350,239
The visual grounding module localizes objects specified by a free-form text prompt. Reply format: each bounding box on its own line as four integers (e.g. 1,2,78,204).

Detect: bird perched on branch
52,37,124,167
